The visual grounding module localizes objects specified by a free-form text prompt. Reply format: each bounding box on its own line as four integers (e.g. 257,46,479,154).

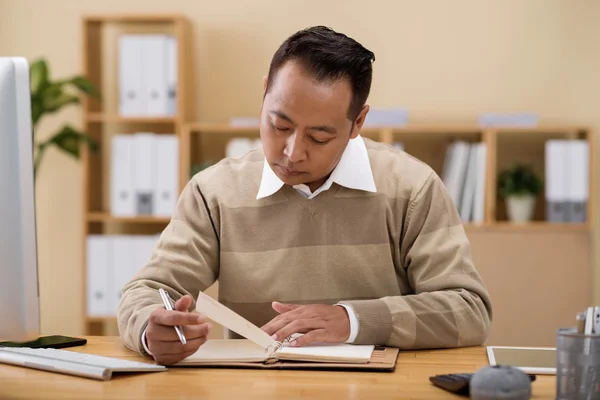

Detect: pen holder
556,327,600,399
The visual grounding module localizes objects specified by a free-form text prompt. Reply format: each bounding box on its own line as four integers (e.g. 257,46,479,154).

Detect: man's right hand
146,294,212,365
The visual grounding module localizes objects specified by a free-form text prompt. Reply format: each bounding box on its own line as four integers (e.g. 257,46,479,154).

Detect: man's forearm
339,285,491,349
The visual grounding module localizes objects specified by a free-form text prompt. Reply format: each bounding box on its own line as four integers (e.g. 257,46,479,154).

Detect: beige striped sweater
118,138,493,356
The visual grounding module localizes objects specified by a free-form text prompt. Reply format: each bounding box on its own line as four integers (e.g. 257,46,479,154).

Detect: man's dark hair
265,25,375,121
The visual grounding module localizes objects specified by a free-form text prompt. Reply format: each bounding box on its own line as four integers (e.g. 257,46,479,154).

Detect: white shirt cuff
336,304,359,343
141,326,153,356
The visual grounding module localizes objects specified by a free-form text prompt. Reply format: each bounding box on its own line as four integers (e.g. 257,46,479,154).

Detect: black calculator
429,372,537,396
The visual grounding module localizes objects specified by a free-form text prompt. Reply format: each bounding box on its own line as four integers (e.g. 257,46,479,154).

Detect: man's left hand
261,302,350,347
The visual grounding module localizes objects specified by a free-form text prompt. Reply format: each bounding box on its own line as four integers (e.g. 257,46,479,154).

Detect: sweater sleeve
117,177,220,356
339,171,493,349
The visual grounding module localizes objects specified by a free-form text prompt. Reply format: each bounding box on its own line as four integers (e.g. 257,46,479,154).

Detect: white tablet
486,346,556,375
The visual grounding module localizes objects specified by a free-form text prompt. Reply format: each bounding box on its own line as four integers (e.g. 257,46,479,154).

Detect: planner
173,291,399,371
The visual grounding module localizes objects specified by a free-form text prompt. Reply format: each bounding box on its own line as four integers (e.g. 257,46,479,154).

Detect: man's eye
274,125,290,132
311,137,330,145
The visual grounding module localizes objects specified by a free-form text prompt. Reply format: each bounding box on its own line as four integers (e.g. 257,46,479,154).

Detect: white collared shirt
256,134,376,343
256,134,376,200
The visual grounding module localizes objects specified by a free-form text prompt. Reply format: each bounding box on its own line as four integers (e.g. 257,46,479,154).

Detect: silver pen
159,288,187,345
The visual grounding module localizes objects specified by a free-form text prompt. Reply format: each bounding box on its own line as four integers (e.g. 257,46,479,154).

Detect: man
118,26,492,365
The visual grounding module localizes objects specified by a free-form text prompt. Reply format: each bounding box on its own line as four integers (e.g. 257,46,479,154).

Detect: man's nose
284,133,307,163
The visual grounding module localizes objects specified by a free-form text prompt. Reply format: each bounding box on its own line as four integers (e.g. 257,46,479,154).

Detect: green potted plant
497,162,543,223
30,58,101,180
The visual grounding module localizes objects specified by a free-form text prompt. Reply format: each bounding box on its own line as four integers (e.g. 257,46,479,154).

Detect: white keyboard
0,347,166,380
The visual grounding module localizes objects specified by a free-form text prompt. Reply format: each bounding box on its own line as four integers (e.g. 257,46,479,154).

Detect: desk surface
0,336,556,399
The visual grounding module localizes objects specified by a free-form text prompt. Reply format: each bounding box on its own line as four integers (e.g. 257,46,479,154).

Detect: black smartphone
0,335,87,349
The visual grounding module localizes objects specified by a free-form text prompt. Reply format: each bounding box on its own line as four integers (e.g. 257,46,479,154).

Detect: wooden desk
0,336,556,399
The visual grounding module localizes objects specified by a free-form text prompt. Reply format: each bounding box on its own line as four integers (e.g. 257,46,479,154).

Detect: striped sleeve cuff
337,299,392,345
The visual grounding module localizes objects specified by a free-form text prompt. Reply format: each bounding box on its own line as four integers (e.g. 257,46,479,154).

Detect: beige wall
0,0,599,336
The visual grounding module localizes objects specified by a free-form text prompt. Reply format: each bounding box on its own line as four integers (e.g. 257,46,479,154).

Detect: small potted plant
497,162,543,223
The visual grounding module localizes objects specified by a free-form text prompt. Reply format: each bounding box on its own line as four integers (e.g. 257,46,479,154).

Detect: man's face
259,61,368,190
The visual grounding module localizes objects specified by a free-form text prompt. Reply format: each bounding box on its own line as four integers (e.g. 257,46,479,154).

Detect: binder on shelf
459,144,478,222
166,35,178,115
154,135,179,217
545,140,568,222
118,35,144,116
110,135,136,216
86,235,112,317
118,33,177,117
142,35,170,116
133,133,157,215
565,140,589,223
133,235,160,272
111,235,135,316
472,143,487,224
442,141,470,213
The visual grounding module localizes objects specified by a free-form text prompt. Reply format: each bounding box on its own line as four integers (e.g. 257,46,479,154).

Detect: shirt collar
256,134,376,200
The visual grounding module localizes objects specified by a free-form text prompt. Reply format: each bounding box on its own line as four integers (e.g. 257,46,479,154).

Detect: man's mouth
276,164,304,176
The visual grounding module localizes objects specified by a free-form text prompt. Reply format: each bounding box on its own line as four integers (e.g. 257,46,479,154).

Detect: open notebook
174,291,398,370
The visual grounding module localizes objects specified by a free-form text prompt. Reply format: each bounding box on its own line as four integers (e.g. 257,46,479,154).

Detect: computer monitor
0,57,41,342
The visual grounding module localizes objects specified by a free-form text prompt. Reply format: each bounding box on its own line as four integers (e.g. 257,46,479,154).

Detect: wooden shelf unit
182,122,594,229
80,14,194,334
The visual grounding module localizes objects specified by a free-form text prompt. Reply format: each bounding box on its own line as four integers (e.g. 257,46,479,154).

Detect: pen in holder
556,307,600,399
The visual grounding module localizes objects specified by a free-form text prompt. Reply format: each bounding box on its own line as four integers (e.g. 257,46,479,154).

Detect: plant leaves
29,58,49,96
497,162,543,198
31,97,44,127
44,125,98,159
69,76,101,99
42,91,80,112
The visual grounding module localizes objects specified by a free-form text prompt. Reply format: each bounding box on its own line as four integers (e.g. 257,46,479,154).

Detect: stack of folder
118,34,177,117
110,133,179,217
86,234,159,317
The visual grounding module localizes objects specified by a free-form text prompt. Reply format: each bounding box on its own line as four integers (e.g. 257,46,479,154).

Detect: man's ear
263,75,268,95
351,105,370,139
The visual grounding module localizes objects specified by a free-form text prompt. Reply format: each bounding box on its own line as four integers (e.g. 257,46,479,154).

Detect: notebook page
178,339,268,364
276,342,375,364
194,290,278,351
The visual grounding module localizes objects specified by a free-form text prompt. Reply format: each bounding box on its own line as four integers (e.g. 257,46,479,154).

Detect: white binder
86,235,112,317
459,144,477,222
111,135,136,216
118,35,144,116
442,141,470,211
565,140,589,222
154,135,179,217
166,35,178,115
111,235,135,316
472,143,487,224
545,140,568,222
133,133,157,215
141,35,170,116
133,235,159,273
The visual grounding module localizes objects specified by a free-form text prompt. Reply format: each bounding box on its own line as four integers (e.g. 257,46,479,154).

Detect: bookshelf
182,122,594,230
80,14,193,335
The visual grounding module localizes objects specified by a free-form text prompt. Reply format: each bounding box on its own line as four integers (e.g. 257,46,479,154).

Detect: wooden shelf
87,212,171,224
83,14,186,23
87,113,176,124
